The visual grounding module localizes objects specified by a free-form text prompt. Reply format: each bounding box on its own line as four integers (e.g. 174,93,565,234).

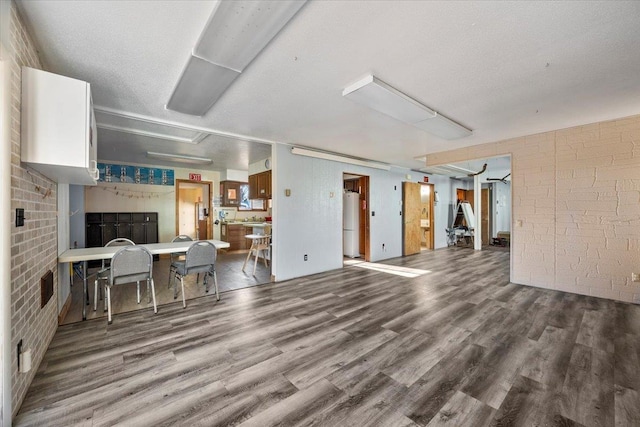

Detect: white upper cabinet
21,67,98,185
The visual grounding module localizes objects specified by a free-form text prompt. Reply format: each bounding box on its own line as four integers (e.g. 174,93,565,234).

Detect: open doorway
446,156,511,250
175,180,213,240
402,182,435,255
343,173,370,262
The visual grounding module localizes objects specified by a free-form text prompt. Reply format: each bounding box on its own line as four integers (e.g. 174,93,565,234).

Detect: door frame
175,179,213,239
420,182,435,250
342,173,370,262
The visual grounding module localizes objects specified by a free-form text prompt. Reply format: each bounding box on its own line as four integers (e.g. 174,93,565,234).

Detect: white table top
58,240,230,263
245,234,270,239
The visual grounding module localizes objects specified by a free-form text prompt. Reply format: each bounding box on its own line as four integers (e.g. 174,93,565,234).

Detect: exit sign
189,173,202,181
423,176,429,183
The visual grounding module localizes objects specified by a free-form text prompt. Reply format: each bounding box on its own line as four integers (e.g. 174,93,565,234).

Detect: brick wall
427,115,640,303
9,2,59,417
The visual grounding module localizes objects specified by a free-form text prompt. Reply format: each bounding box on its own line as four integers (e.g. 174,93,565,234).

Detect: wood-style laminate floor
16,247,640,426
61,252,271,324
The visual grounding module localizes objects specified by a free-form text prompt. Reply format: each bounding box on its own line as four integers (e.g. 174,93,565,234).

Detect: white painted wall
249,157,271,175
272,144,413,281
493,181,512,236
69,184,84,247
423,173,453,249
84,165,221,243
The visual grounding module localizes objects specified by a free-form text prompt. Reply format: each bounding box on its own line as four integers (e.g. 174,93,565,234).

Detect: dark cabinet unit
221,181,244,207
86,212,159,248
248,170,271,200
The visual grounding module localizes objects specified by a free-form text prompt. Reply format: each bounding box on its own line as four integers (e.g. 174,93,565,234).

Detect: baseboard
58,292,72,324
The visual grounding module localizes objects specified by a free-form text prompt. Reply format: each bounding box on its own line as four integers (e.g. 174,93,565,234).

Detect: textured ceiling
16,0,640,171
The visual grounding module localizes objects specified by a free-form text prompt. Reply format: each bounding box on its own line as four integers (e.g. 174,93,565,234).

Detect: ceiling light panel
95,110,204,143
343,75,435,124
342,74,472,140
194,0,308,71
414,113,473,139
166,55,240,116
167,0,307,116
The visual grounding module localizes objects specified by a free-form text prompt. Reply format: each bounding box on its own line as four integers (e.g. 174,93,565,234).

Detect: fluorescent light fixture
194,1,308,71
414,112,472,139
166,56,240,116
342,75,472,140
291,147,390,171
167,0,307,116
146,151,212,165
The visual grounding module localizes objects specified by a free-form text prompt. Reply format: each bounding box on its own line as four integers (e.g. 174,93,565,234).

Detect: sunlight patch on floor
344,259,431,278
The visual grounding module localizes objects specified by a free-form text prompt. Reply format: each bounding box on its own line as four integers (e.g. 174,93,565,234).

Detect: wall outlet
304,254,308,261
382,243,386,251
632,273,640,282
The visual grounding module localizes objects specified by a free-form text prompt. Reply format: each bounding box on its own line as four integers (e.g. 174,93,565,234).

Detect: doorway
175,180,213,240
402,182,435,255
343,173,370,262
420,183,435,250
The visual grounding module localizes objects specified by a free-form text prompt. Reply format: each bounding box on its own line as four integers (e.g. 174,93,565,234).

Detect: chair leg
147,280,151,303
150,278,157,313
107,285,112,324
180,276,186,309
242,249,252,272
263,250,268,268
173,272,178,299
213,270,219,301
93,278,98,311
103,283,108,312
136,281,141,304
253,249,259,275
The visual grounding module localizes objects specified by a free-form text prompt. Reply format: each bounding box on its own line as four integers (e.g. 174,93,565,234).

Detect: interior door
403,182,421,256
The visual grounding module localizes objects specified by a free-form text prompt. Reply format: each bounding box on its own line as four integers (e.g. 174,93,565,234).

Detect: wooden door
403,182,421,256
468,188,490,245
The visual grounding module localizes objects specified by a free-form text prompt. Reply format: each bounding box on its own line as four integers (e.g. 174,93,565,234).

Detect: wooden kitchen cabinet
221,223,252,251
248,170,272,200
248,174,258,199
220,181,245,207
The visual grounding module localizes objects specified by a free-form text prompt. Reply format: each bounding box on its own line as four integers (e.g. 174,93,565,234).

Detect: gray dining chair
167,235,193,288
94,238,135,311
107,246,157,324
171,241,219,308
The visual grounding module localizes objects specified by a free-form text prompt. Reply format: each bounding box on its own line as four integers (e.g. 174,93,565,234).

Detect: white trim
94,106,277,146
291,147,390,171
96,123,202,144
0,48,13,426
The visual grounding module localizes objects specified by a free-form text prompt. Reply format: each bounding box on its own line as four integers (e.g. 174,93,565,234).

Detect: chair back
170,234,193,262
110,246,153,286
185,241,216,274
103,238,135,269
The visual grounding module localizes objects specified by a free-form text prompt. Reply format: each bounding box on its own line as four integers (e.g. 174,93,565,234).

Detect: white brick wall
9,3,58,417
427,114,640,304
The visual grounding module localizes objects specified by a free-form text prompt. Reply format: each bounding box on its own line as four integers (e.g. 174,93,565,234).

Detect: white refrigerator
343,192,361,258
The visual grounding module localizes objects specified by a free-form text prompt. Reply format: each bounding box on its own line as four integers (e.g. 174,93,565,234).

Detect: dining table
58,239,230,320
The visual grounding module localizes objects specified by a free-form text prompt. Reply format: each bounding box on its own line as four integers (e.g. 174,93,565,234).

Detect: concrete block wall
8,2,59,416
427,114,640,303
